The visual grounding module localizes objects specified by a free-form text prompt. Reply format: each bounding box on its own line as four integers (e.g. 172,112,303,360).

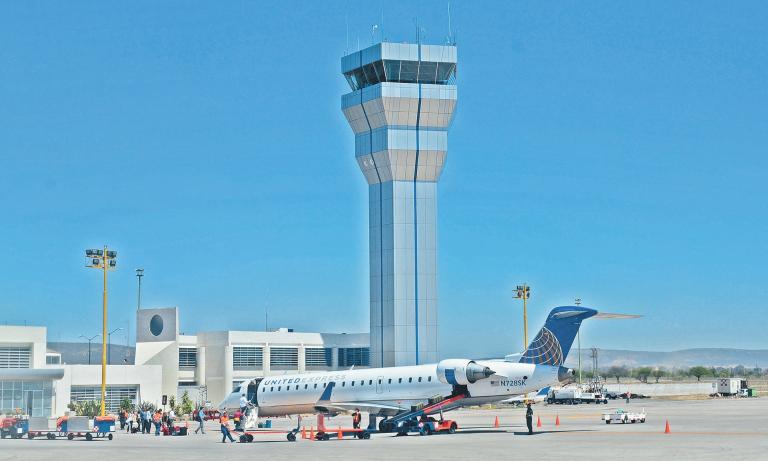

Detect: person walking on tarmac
220,411,235,443
352,408,362,430
194,407,206,434
526,403,534,435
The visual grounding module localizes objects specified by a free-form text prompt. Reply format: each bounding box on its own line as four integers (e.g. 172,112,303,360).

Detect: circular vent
149,314,164,336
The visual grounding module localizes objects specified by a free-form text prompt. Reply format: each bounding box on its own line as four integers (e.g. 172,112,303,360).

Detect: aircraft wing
313,381,406,415
314,401,407,415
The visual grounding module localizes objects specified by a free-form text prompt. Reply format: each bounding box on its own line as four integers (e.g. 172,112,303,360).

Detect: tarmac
1,398,766,461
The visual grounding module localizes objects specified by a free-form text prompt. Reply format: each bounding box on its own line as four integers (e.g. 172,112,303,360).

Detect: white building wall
54,364,163,416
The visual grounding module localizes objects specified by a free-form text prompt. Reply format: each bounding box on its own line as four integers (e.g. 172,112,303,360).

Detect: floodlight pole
101,245,108,417
85,245,116,417
514,284,531,350
136,268,144,311
575,298,582,384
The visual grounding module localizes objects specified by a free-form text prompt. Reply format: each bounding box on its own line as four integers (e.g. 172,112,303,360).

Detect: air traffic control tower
341,42,457,367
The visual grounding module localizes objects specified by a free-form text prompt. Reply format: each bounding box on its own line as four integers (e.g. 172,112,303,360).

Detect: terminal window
270,347,298,370
0,346,31,368
178,347,197,369
70,385,137,414
338,347,370,367
233,346,263,370
0,380,53,417
304,347,332,368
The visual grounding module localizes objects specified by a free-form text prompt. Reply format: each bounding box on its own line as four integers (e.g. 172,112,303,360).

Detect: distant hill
564,348,768,369
47,342,135,365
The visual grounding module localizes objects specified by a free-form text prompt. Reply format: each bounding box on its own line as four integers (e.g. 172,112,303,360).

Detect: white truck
547,388,582,404
716,378,747,396
603,409,646,424
580,390,609,404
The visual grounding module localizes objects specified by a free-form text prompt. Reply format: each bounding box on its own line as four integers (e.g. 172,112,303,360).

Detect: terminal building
0,307,369,417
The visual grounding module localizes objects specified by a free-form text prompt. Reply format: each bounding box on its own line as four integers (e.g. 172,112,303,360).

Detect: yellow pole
523,284,528,349
101,246,108,417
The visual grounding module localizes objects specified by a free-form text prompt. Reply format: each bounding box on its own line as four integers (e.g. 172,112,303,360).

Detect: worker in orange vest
220,411,235,443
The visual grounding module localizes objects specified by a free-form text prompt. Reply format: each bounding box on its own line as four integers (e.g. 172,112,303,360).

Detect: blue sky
1,1,766,358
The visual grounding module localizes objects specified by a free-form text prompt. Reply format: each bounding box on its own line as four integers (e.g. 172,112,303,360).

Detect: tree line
579,365,766,384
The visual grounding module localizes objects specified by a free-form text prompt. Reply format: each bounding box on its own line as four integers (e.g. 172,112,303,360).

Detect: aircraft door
376,376,384,394
247,378,263,406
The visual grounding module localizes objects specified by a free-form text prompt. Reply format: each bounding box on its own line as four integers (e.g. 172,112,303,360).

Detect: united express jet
221,305,597,433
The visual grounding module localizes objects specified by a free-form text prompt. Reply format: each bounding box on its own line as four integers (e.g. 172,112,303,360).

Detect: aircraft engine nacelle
436,359,495,385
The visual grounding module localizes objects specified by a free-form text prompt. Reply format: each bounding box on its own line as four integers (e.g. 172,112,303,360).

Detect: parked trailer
25,417,62,439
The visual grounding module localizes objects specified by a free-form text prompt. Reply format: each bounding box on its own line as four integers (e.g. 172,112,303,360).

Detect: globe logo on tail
519,327,564,366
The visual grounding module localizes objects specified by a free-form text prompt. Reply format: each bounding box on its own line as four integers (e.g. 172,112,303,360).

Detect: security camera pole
85,246,117,417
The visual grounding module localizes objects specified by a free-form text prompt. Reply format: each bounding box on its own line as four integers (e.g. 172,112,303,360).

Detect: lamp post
79,334,101,365
85,246,117,417
575,298,582,384
514,284,531,350
108,327,123,365
136,268,144,310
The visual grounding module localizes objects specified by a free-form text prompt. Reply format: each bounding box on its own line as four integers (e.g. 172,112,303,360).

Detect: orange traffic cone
301,426,306,439
555,415,560,426
338,426,343,440
664,420,671,434
493,416,500,428
310,426,315,441
536,416,542,428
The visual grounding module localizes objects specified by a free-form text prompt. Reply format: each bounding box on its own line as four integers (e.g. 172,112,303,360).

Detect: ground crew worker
220,411,235,443
153,410,162,436
526,403,534,435
352,408,362,430
194,407,206,434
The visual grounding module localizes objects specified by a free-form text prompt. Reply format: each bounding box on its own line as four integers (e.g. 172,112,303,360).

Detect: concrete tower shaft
341,42,457,367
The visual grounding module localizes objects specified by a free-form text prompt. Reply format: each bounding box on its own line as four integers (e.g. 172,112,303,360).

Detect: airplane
220,305,597,436
502,386,550,405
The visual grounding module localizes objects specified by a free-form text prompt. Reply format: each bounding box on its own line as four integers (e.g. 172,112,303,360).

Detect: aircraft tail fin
519,306,597,366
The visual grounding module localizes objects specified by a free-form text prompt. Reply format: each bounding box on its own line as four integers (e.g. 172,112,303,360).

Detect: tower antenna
345,14,349,54
447,1,453,44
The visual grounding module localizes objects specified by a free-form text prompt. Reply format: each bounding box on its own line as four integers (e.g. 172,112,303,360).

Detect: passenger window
278,386,281,391
295,385,299,390
428,377,432,382
388,379,392,384
314,384,318,389
398,378,402,384
270,387,274,392
369,380,373,385
408,377,413,383
323,383,327,388
304,384,308,389
351,381,355,386
342,382,346,387
418,377,422,382
361,380,365,386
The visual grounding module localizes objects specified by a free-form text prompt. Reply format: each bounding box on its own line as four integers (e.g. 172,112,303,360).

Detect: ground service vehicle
603,409,646,424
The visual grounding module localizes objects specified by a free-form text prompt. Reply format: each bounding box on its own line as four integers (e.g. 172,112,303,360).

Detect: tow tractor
1,416,28,439
417,417,458,436
378,393,466,436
